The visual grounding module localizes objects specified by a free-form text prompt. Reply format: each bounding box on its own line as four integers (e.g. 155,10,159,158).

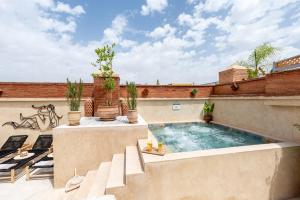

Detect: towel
0,163,17,170
33,160,54,167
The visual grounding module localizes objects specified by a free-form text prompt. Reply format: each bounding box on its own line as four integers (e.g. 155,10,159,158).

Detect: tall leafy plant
126,82,137,110
66,79,83,111
236,43,279,78
92,43,116,106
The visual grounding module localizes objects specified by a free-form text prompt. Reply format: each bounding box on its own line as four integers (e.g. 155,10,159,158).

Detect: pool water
149,123,268,152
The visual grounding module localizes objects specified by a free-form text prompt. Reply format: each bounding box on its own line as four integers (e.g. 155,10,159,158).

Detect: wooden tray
142,147,166,156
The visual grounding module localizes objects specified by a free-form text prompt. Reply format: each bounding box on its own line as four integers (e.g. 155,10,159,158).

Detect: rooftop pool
149,122,274,152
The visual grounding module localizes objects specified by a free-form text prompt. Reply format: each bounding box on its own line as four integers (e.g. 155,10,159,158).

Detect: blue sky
1,0,300,84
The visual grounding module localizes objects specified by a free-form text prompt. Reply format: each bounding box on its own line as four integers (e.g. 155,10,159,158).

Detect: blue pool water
149,123,268,152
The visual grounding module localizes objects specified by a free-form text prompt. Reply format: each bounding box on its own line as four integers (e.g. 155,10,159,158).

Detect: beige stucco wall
0,98,85,146
136,97,300,143
122,142,300,200
137,98,206,123
210,96,300,143
53,118,148,188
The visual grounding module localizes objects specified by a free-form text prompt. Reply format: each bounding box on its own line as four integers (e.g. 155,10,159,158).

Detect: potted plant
66,78,83,126
92,44,119,121
141,88,149,97
126,81,138,123
203,101,214,123
190,88,198,97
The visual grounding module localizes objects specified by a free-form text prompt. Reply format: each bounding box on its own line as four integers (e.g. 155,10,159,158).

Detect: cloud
141,0,168,16
102,15,128,44
1,0,300,85
53,1,85,16
0,0,96,83
148,24,176,39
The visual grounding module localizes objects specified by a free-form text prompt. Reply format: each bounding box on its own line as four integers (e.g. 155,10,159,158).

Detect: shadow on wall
269,144,300,200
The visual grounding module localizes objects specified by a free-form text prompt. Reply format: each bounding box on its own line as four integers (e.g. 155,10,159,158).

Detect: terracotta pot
97,105,119,121
68,111,81,126
203,114,213,123
127,110,138,124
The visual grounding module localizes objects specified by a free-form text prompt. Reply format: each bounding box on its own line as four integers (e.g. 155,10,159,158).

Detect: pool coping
138,139,300,164
144,121,300,164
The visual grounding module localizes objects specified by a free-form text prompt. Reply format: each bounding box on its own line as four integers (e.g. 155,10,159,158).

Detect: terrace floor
0,176,62,200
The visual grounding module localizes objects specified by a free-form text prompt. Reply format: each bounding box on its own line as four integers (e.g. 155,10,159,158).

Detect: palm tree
237,43,280,79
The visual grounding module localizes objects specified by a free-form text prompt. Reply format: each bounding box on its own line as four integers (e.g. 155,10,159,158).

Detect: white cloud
148,24,176,39
0,0,96,83
102,15,128,44
1,0,300,85
53,1,85,16
141,0,168,16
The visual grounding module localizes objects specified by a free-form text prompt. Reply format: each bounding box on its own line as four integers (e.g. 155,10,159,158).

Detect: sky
0,0,300,84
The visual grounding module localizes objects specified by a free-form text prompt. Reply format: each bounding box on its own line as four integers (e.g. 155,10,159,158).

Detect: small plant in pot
126,81,138,123
92,44,119,121
203,101,214,123
66,79,83,126
190,88,198,97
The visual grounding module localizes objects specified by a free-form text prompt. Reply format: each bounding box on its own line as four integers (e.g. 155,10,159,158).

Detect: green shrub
66,79,83,111
126,82,137,110
203,101,214,115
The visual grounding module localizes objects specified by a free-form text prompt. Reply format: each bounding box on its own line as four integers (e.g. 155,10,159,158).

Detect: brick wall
120,85,213,98
1,68,300,98
212,78,266,96
265,69,300,96
0,82,94,98
212,68,300,96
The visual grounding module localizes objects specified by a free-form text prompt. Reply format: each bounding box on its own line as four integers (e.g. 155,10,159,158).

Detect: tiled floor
0,175,59,200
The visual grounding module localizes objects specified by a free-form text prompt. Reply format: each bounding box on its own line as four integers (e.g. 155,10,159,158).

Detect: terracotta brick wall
0,82,93,98
213,68,300,96
120,85,213,98
265,69,300,96
212,78,266,96
93,76,120,112
1,68,300,98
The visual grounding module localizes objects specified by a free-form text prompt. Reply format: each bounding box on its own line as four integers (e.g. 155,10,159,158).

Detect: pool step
87,162,112,199
105,154,125,197
125,146,144,183
73,170,97,200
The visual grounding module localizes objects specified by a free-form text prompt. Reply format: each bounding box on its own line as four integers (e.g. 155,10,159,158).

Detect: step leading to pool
125,146,144,183
73,170,97,200
87,162,112,199
106,154,125,190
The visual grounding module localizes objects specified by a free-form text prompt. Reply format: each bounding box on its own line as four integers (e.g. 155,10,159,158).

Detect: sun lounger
0,135,28,162
25,146,54,180
0,134,52,182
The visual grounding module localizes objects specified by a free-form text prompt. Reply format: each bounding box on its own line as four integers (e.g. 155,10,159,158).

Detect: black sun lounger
25,149,54,180
0,135,28,160
0,134,52,182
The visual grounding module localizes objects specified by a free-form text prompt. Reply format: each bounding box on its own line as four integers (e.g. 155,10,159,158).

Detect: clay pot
203,114,213,123
68,111,81,126
97,105,119,121
127,110,138,123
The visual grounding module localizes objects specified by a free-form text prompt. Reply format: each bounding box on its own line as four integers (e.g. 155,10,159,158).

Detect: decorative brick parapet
92,76,120,115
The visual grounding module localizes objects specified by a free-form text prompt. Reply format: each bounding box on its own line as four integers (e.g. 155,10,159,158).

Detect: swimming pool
149,122,271,152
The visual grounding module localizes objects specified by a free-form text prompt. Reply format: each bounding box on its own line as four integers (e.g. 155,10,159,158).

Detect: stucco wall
136,98,207,123
210,96,300,143
127,142,300,200
0,98,85,146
